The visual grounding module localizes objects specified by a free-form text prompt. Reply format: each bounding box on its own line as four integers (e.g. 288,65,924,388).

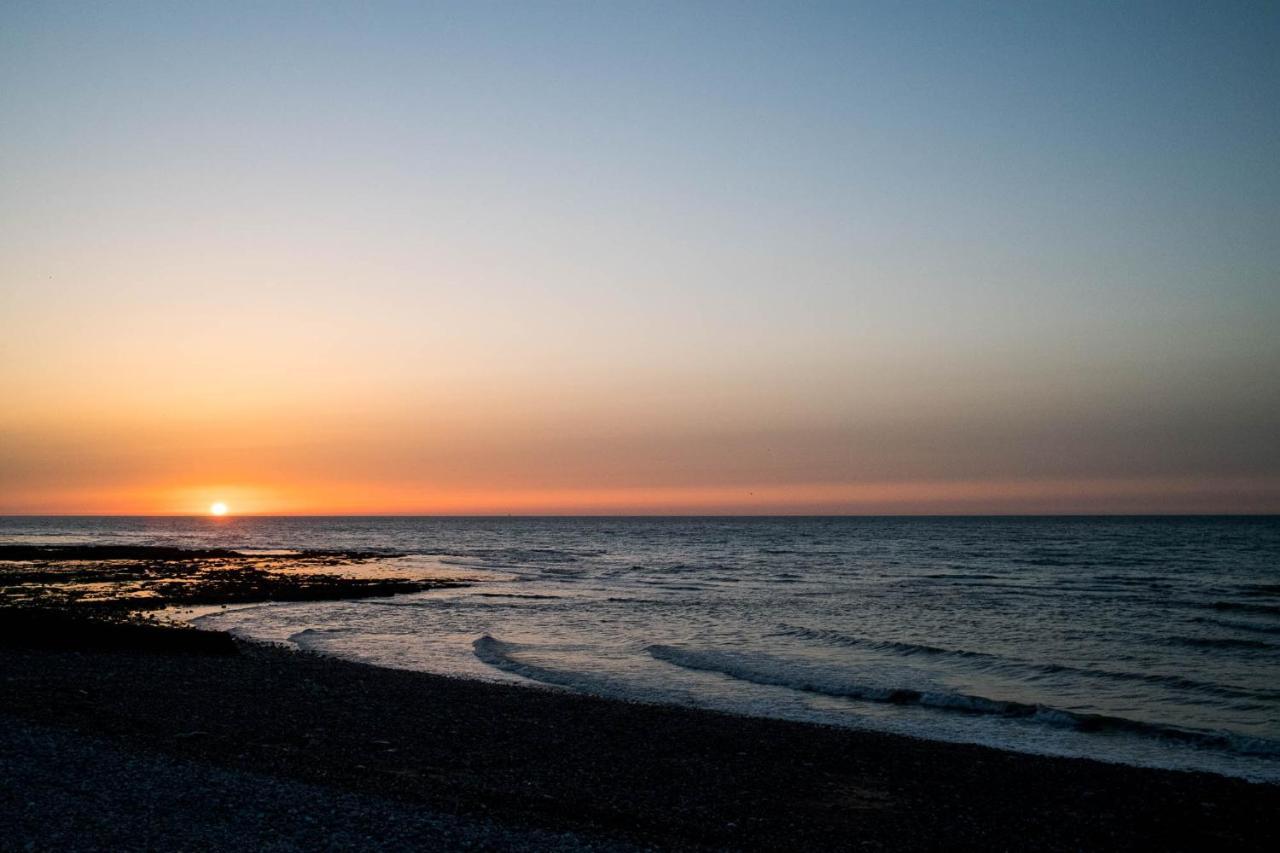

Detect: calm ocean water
4,516,1278,781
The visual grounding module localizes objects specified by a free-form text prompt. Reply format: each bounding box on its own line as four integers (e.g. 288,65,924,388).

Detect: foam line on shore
645,644,1280,757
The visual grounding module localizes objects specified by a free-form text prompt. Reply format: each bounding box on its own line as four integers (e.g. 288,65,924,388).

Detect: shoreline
3,544,1278,848
24,606,1280,785
188,628,1280,787
2,615,1277,851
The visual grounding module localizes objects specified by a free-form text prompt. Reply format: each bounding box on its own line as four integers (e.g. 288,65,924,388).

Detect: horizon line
2,513,1277,519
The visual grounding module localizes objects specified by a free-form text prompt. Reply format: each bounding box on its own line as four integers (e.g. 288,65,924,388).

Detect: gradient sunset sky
2,1,1277,515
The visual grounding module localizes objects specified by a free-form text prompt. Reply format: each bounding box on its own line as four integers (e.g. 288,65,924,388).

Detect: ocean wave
1087,574,1175,589
287,627,350,651
778,625,986,660
1206,601,1280,618
472,635,602,692
887,582,1280,618
892,580,1158,606
358,600,432,608
778,625,1276,699
1238,584,1280,598
1191,616,1280,636
645,645,1280,757
920,573,1001,581
438,558,531,571
604,596,671,605
1171,635,1279,651
439,547,604,564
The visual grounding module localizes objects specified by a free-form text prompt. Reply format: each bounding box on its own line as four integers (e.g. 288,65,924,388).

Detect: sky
1,1,1278,515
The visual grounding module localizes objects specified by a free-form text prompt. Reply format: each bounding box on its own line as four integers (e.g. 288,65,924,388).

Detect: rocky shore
0,544,461,616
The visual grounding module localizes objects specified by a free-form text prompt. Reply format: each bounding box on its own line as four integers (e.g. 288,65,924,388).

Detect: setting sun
209,502,229,516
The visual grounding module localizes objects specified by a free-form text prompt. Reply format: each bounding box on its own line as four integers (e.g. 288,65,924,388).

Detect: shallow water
4,515,1278,781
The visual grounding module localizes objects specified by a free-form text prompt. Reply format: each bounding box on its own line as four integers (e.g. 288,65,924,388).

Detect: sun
209,502,229,516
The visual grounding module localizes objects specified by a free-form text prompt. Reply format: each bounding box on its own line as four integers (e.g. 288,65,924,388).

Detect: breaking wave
646,645,1280,757
472,635,608,693
776,626,1277,699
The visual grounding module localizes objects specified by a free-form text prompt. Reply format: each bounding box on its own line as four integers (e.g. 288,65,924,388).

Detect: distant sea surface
4,516,1279,781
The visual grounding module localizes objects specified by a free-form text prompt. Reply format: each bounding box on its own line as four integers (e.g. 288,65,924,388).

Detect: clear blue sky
2,1,1277,513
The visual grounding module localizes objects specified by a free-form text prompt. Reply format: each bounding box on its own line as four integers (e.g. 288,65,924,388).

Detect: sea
3,515,1278,782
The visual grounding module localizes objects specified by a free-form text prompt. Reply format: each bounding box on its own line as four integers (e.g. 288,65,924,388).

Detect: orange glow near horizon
2,4,1278,519
3,476,1276,517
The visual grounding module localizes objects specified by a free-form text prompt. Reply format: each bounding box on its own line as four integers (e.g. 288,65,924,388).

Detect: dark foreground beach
2,548,1277,850
2,623,1277,851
